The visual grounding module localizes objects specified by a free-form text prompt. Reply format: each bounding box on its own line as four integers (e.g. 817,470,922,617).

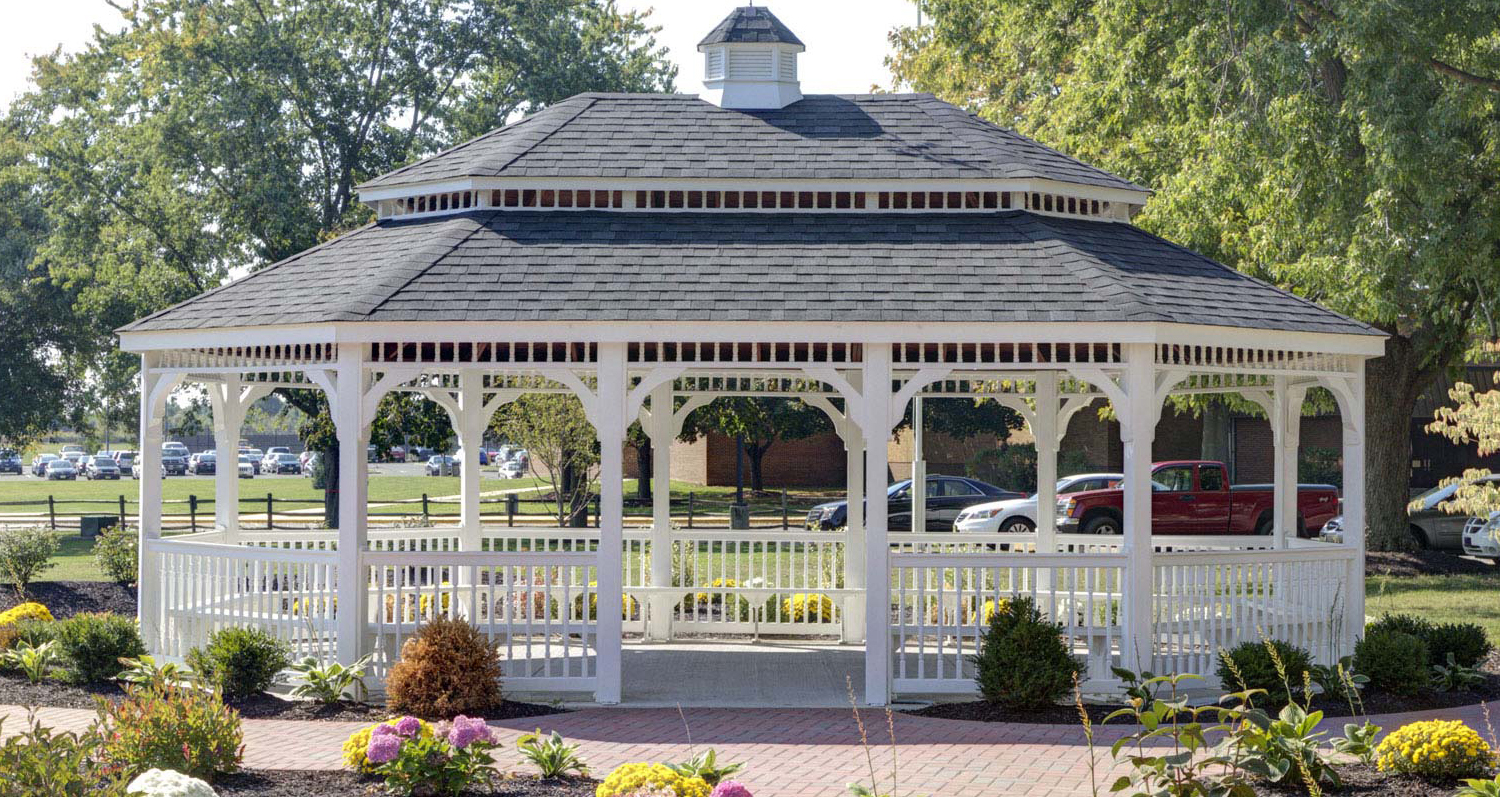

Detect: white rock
125,768,218,797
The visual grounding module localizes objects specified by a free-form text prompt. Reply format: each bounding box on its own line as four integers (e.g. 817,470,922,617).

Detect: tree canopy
890,0,1500,550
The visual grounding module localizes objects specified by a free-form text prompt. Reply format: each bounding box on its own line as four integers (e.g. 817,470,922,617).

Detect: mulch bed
1365,550,1499,578
213,771,598,796
1260,763,1457,796
0,581,137,618
0,672,124,709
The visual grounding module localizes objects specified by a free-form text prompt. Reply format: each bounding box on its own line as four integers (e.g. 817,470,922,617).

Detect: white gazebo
119,6,1383,706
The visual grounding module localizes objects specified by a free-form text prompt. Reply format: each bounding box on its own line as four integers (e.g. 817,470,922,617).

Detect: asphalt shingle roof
121,211,1376,336
357,94,1147,191
699,6,804,46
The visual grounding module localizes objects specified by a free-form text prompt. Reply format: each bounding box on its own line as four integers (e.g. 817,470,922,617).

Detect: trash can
729,503,751,530
80,515,119,539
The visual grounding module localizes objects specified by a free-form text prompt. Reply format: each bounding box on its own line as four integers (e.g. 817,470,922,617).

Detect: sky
0,1,920,106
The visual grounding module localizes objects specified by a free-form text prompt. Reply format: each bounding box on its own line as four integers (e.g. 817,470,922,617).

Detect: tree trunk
1200,399,1232,474
635,438,652,500
747,443,768,493
1363,336,1430,552
324,441,339,529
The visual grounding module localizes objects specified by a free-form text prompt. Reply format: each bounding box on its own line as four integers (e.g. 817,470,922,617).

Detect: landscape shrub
0,713,130,797
972,596,1080,709
386,618,502,719
54,612,145,684
98,681,244,782
363,714,501,796
185,626,290,700
779,592,835,623
0,526,57,597
1355,629,1429,695
1426,622,1493,668
93,525,139,584
8,618,60,648
1376,719,1494,781
342,717,436,773
0,601,53,626
1215,639,1313,707
596,763,712,797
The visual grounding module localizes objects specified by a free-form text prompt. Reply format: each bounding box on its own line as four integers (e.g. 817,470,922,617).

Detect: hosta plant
284,654,370,704
117,655,195,688
0,639,62,683
515,728,589,778
668,748,743,786
1432,652,1486,692
1458,776,1500,797
1331,721,1383,765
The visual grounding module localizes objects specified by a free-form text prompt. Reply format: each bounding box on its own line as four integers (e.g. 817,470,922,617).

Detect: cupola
698,6,804,110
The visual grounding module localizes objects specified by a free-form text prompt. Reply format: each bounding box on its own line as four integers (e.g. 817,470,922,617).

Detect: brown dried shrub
385,617,503,718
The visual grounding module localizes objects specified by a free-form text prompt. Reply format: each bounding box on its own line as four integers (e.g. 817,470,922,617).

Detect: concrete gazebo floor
8,699,1497,796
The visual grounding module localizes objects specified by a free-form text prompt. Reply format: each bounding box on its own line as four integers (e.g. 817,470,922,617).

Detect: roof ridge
359,211,498,319
960,109,1149,193
488,96,597,175
1018,213,1168,322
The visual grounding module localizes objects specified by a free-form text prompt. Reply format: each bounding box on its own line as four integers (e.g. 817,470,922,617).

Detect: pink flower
446,715,495,749
394,716,422,738
366,733,402,764
711,782,753,797
372,723,397,737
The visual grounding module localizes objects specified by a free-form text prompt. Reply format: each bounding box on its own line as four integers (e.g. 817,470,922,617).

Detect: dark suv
0,450,20,475
161,449,188,476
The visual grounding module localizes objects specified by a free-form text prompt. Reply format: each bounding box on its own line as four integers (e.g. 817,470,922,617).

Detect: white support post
1338,372,1367,654
595,342,628,704
861,346,892,705
646,382,674,642
910,396,925,532
332,344,369,666
211,376,244,541
1271,377,1308,548
1119,343,1158,673
840,374,866,645
456,371,485,551
1034,371,1061,552
137,355,176,651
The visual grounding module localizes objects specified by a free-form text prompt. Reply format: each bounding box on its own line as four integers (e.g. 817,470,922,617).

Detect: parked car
187,452,217,475
456,447,488,466
84,455,121,480
242,448,264,474
112,451,136,472
161,445,188,476
1057,460,1340,536
0,450,21,475
31,453,59,476
45,458,77,480
954,472,1125,534
806,475,1022,531
60,450,84,465
498,459,526,479
266,446,291,457
1321,473,1500,550
130,458,164,479
266,452,301,474
1462,511,1500,563
163,441,190,458
425,455,459,476
60,444,85,456
237,455,256,479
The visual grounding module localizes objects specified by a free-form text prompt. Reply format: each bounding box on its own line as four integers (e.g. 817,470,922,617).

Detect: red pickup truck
1055,460,1340,536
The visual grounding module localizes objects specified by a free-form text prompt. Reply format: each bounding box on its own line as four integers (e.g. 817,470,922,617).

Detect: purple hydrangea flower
446,715,495,749
366,733,402,764
394,716,422,738
711,782,753,797
371,723,397,737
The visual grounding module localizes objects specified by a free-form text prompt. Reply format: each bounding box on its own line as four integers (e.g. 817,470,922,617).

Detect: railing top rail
360,550,595,567
147,537,336,564
891,551,1128,568
1153,545,1357,566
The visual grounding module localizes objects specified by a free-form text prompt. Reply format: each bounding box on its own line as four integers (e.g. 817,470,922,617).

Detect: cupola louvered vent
699,7,803,109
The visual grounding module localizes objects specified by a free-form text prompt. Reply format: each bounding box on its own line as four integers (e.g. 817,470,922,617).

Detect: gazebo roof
699,6,804,47
121,210,1376,335
356,94,1147,192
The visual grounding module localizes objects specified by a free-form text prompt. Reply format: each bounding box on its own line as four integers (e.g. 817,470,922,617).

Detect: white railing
1151,546,1356,678
362,549,601,691
668,529,847,633
889,551,1127,694
148,537,338,662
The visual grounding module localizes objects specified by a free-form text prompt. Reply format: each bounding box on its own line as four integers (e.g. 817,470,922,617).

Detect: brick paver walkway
5,700,1497,796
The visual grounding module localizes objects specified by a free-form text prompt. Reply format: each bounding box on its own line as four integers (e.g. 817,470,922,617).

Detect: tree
1424,361,1500,518
495,394,598,525
890,0,1500,550
678,398,834,492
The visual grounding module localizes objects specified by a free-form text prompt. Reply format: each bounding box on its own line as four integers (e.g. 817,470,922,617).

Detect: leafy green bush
54,612,145,684
8,618,59,649
1216,639,1313,707
92,525,138,584
1355,629,1429,695
0,713,130,796
98,681,243,782
0,526,57,598
972,596,1080,708
1426,622,1493,668
1235,701,1342,790
186,626,290,701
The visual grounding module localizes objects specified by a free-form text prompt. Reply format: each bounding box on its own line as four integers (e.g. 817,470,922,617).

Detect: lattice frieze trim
629,341,861,364
1156,344,1356,374
159,344,335,370
893,342,1121,365
370,341,597,365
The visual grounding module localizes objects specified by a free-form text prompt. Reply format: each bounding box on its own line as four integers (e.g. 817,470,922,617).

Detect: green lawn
1365,573,1500,640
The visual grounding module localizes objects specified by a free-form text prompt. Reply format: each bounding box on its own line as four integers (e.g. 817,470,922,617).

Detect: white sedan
237,455,256,479
954,472,1122,534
